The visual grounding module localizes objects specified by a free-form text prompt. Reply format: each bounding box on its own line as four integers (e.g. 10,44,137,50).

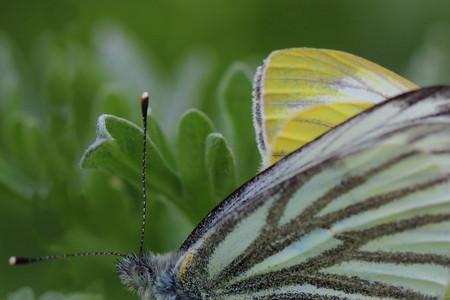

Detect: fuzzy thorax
116,252,188,300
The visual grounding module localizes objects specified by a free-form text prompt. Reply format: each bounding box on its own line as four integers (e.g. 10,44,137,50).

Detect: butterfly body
117,252,197,300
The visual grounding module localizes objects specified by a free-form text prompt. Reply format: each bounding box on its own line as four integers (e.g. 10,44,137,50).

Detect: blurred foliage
1,1,450,299
7,287,102,300
0,25,257,299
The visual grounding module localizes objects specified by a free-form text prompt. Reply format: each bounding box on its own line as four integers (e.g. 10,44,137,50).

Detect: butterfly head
117,253,155,293
116,252,181,300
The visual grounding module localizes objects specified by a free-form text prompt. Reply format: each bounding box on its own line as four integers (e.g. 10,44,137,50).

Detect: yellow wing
253,48,418,167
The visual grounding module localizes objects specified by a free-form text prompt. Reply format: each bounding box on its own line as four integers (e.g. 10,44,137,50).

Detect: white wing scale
177,86,450,300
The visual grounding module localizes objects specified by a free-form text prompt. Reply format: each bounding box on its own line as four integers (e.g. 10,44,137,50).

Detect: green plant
1,29,259,299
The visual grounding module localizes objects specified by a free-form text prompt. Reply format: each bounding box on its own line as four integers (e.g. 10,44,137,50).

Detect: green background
1,1,450,299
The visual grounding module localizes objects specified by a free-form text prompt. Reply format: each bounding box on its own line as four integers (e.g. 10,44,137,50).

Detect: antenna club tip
141,91,149,100
140,91,150,118
9,256,17,266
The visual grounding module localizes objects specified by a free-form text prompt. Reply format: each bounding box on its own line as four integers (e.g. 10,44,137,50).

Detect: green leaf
80,114,182,204
94,90,176,169
218,63,259,183
145,194,192,252
177,109,215,219
148,115,177,170
205,133,237,201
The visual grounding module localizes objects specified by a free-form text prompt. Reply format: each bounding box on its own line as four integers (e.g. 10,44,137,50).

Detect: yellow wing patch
179,252,194,282
271,102,372,161
253,48,418,167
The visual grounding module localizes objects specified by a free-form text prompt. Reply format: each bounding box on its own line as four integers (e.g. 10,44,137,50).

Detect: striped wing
253,48,417,167
177,86,450,299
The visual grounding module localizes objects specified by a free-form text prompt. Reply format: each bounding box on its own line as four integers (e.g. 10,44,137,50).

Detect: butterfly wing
253,48,418,167
177,86,450,299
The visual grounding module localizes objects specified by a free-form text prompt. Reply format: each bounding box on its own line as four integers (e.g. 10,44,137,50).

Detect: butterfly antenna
139,92,150,256
9,251,125,266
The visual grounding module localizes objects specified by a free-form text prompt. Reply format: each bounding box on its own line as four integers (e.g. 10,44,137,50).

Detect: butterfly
10,49,450,300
